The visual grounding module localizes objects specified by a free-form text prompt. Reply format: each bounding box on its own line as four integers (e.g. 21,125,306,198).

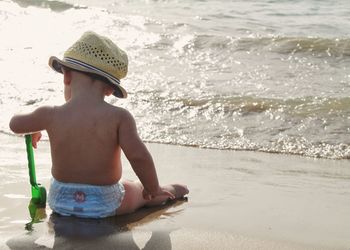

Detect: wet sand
0,134,349,249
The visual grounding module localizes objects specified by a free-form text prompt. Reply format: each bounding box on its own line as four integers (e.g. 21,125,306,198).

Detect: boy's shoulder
104,103,136,125
96,103,136,127
104,102,132,117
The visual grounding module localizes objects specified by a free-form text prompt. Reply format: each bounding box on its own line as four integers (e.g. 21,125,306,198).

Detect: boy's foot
143,184,189,207
168,184,189,199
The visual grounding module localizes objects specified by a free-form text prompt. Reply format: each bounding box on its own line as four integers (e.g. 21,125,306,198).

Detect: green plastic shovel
25,134,47,208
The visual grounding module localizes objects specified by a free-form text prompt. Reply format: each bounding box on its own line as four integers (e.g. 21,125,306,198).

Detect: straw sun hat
49,31,128,98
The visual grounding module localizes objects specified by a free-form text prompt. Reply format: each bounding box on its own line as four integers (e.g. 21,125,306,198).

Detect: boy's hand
142,187,175,201
31,132,42,149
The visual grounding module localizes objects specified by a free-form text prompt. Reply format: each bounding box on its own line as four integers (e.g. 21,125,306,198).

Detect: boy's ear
104,86,114,96
62,68,72,85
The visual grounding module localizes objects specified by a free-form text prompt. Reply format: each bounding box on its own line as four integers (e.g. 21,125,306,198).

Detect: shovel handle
25,135,38,187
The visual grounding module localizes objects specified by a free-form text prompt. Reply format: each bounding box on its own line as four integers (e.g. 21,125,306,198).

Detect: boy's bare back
47,98,126,185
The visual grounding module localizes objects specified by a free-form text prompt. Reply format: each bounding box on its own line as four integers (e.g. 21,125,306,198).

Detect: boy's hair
63,66,120,94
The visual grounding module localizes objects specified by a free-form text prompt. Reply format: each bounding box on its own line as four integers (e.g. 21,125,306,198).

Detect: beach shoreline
0,134,349,249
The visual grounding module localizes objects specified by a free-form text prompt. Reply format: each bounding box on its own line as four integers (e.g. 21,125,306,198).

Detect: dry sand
0,134,349,249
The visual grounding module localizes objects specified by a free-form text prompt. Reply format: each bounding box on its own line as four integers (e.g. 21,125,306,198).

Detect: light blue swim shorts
48,178,125,218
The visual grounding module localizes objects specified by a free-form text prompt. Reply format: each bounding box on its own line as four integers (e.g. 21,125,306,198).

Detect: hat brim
48,56,127,98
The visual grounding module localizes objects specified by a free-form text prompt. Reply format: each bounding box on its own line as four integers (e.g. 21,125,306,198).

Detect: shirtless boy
9,31,188,218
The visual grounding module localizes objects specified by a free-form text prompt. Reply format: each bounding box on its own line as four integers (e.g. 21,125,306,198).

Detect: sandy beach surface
0,134,349,250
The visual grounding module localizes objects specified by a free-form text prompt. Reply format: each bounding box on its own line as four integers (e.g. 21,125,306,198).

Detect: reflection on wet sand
7,198,187,250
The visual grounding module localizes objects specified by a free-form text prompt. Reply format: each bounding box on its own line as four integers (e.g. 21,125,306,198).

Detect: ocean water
0,0,349,159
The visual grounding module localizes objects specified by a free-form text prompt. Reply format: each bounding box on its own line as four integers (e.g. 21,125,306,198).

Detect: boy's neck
69,73,106,104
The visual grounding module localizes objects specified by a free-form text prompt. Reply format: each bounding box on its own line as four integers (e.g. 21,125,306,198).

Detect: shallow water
0,0,349,159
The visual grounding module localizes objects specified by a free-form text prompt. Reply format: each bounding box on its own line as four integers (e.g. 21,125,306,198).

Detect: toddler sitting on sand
9,31,188,218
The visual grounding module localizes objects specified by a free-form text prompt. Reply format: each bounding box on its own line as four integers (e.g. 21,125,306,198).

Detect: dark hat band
64,57,121,86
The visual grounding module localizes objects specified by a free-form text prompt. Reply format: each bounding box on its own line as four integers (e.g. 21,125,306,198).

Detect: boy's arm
118,110,171,199
9,106,53,134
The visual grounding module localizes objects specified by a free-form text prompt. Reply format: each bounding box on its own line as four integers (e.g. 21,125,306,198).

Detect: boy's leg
116,180,146,215
116,180,189,215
